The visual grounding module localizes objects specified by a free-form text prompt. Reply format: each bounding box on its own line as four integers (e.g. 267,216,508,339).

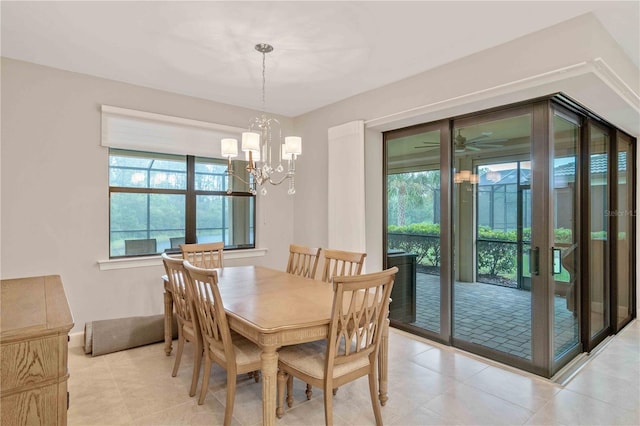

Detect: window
109,149,255,257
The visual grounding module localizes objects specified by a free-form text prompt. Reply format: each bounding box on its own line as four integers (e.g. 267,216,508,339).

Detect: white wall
2,13,638,333
1,58,295,332
292,14,639,310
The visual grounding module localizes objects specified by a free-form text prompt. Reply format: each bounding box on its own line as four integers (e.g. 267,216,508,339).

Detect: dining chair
180,241,224,268
183,261,262,425
276,267,398,426
286,244,322,279
161,253,203,397
296,248,368,399
321,248,367,283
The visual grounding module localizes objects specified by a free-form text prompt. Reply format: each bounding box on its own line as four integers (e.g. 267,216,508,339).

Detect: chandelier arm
267,173,293,186
227,173,252,186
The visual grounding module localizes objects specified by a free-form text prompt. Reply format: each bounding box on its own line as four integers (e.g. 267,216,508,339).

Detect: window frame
109,148,256,258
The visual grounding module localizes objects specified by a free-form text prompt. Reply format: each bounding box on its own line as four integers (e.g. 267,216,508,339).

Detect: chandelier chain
261,50,266,113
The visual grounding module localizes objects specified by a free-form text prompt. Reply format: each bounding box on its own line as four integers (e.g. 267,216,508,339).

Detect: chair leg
172,327,185,377
368,370,383,426
305,383,313,400
224,371,236,426
324,384,334,426
286,375,294,408
198,357,212,405
189,337,203,397
277,370,287,418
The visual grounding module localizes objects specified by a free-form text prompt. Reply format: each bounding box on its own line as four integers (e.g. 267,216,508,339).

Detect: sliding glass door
451,108,549,373
384,123,446,338
614,133,635,330
551,107,581,365
383,94,636,378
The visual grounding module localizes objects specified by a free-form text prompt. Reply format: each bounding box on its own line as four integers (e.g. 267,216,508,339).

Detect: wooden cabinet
1,275,74,425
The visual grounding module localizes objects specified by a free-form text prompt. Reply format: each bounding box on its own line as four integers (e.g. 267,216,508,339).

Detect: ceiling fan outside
411,130,507,152
454,129,506,152
413,139,439,150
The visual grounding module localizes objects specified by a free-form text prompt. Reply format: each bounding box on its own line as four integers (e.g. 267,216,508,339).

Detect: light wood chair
321,249,367,283
183,261,262,425
276,267,398,425
298,248,367,399
286,244,322,279
180,241,224,268
161,253,203,397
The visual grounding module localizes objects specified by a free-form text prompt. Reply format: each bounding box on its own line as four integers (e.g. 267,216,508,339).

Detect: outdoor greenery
109,149,253,257
388,222,577,283
389,223,440,267
387,171,440,226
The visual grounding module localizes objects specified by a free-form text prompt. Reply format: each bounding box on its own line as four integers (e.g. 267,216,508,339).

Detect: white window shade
101,105,245,158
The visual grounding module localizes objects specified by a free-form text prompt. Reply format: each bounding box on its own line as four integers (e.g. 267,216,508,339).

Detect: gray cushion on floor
84,314,178,356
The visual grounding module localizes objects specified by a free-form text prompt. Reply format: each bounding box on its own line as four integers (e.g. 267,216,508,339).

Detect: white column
327,120,366,263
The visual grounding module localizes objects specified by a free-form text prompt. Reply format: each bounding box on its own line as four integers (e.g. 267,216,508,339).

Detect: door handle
529,247,540,276
551,247,562,275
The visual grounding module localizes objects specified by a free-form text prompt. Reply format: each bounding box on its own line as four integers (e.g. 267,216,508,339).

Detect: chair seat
278,341,369,380
211,333,262,367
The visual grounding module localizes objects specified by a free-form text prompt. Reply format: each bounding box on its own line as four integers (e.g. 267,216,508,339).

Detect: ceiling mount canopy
221,43,302,196
255,43,273,54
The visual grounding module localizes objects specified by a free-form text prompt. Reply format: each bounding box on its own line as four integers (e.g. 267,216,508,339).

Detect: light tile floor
68,320,639,426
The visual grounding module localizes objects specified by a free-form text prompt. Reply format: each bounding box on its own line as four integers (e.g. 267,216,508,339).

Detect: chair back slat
286,244,322,279
321,249,366,283
183,261,234,361
161,253,193,323
327,267,397,371
180,242,224,269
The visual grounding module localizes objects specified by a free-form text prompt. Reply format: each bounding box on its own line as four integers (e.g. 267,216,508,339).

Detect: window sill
97,248,268,271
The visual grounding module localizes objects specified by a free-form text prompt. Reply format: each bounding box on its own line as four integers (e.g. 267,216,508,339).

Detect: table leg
163,289,173,356
378,318,389,406
260,346,279,426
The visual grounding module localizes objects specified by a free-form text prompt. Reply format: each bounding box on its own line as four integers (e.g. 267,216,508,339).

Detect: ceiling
2,1,638,117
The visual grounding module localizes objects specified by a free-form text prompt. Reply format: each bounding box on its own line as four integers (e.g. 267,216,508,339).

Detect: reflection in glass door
453,112,534,362
587,124,611,346
615,133,634,329
551,108,581,361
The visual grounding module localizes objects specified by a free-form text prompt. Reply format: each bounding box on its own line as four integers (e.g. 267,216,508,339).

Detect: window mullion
186,155,197,244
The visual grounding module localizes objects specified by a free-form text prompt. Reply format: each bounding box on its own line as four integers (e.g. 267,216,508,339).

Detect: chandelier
221,43,302,196
454,169,479,184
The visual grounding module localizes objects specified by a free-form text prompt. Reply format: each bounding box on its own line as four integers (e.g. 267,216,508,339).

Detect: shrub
388,223,440,266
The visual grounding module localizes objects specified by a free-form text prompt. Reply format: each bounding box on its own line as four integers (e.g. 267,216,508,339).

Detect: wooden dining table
162,265,390,426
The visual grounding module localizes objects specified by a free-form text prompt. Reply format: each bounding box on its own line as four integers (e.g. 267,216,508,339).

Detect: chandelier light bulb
241,132,260,153
221,138,238,158
284,136,302,156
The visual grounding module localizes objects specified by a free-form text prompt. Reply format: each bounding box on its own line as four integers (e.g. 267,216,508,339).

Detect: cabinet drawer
1,336,60,390
1,382,58,425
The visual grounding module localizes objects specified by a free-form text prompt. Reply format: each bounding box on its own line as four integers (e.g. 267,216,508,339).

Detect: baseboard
69,331,85,348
